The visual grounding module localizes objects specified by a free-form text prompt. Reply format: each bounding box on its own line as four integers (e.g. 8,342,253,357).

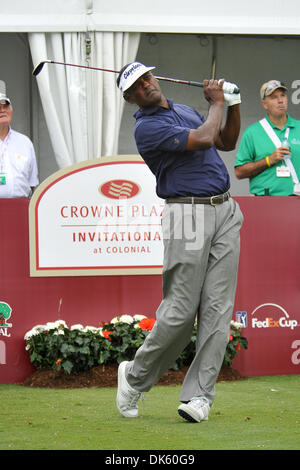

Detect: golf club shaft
32,60,240,93
32,60,118,76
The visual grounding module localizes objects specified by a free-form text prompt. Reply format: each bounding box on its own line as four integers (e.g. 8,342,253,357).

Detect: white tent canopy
0,0,300,35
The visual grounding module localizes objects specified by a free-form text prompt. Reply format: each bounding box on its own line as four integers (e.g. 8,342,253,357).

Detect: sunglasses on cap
262,80,287,99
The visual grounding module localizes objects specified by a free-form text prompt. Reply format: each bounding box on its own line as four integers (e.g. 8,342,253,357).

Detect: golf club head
32,60,52,76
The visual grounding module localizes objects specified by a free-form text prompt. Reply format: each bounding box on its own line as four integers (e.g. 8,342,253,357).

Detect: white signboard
29,155,164,276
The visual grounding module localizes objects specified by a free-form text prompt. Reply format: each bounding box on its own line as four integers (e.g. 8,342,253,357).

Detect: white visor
118,62,155,93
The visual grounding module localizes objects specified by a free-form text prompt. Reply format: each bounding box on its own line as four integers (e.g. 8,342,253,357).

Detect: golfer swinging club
116,62,243,423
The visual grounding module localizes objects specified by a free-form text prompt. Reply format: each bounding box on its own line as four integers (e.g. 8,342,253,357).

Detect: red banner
1,196,300,383
232,197,300,376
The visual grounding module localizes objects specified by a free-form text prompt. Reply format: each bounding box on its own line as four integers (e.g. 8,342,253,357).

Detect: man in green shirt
235,80,300,195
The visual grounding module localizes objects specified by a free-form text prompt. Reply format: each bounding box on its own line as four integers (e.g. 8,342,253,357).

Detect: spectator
235,80,300,196
0,81,39,198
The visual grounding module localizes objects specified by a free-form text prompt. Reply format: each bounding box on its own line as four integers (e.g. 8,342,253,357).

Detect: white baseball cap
118,62,155,93
0,93,11,105
0,80,11,105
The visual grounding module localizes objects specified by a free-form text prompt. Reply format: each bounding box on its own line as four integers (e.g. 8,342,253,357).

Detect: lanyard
259,118,300,193
259,118,287,147
282,128,299,185
284,127,290,140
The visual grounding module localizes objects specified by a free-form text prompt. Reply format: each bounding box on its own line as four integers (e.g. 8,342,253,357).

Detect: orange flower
55,358,62,365
229,335,233,341
102,330,113,340
139,318,156,331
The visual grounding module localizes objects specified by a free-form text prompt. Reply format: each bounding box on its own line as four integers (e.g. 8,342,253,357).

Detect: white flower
55,319,67,328
46,322,58,330
32,324,47,332
230,320,243,330
82,326,100,333
24,328,40,340
46,320,67,330
119,315,134,324
24,321,68,341
133,315,147,322
110,314,134,324
53,329,65,335
70,324,84,331
24,331,31,341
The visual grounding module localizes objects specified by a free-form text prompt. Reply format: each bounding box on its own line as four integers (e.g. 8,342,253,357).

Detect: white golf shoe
116,361,142,418
178,396,210,423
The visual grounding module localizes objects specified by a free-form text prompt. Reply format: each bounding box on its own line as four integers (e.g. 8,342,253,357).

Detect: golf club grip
189,80,240,94
188,81,203,88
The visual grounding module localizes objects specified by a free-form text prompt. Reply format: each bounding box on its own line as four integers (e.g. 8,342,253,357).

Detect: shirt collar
134,99,173,119
0,127,12,142
266,113,295,130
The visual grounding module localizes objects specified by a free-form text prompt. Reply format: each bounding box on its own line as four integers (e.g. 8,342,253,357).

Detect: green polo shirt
235,114,300,195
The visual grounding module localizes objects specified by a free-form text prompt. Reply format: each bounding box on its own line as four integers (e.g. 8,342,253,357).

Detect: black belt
166,192,230,206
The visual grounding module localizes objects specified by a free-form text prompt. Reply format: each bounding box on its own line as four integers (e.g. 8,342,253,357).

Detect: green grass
0,375,299,450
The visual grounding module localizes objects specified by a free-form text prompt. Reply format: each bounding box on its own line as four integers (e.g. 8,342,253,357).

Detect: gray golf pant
126,197,243,405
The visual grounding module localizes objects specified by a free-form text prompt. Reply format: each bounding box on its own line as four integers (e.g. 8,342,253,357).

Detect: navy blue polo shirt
133,99,230,199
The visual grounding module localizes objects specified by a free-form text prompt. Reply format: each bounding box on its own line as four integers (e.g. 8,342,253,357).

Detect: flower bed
24,315,248,375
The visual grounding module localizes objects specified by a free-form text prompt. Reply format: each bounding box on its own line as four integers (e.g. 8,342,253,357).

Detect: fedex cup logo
251,303,298,330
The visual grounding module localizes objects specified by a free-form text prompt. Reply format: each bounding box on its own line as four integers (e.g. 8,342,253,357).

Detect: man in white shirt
0,85,39,198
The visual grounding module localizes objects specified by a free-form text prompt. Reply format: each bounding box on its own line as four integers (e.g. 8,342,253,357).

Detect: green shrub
24,316,247,375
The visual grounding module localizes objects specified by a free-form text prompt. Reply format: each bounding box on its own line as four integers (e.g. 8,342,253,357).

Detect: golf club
32,59,240,94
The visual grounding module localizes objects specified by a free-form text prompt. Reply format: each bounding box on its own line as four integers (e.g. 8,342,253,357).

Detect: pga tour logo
236,303,298,330
235,311,247,327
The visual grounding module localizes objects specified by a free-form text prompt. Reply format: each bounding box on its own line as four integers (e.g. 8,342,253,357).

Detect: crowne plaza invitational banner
29,155,164,276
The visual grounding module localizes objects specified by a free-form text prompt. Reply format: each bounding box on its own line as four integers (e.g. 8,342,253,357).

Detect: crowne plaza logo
100,180,140,199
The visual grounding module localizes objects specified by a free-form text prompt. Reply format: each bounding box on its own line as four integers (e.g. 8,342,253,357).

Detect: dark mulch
22,364,246,389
